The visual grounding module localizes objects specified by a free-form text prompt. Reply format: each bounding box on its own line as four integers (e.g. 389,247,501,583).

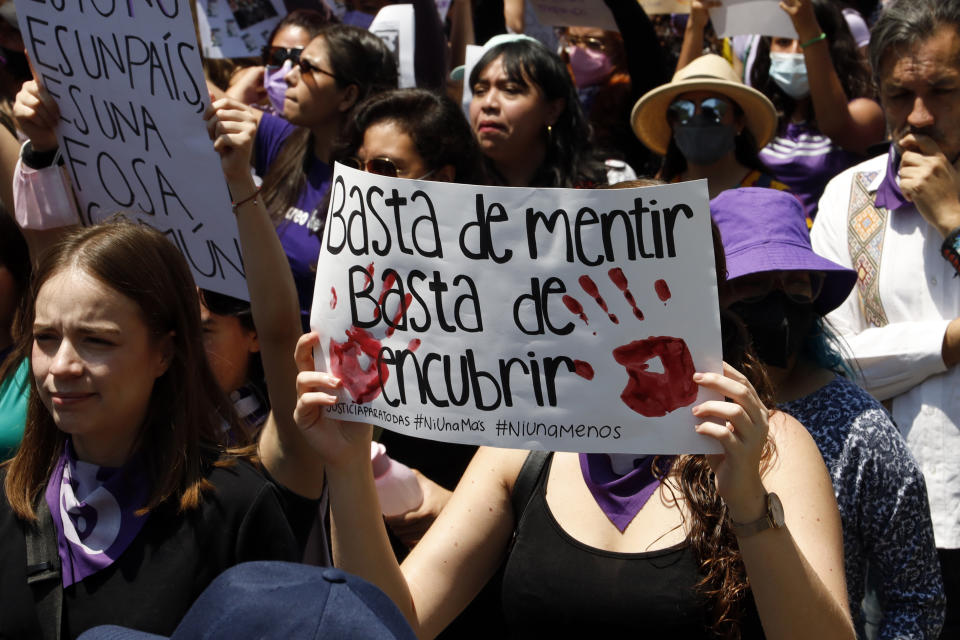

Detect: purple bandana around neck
874,145,911,211
579,453,675,533
44,440,150,587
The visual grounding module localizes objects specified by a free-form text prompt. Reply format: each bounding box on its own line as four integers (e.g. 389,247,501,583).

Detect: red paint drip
607,268,643,322
330,286,337,309
654,279,672,303
573,360,594,380
409,338,421,350
328,327,389,404
385,293,413,337
562,294,589,325
611,336,697,417
373,272,397,320
364,263,374,287
578,275,617,323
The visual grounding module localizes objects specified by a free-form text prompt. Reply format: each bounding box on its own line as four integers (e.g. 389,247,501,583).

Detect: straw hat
631,54,777,156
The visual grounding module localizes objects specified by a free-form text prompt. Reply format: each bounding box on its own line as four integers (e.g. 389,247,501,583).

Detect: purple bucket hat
710,188,857,315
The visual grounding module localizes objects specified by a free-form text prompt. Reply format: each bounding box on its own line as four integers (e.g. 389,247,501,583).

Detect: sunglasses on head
342,156,436,180
261,45,302,68
667,97,732,126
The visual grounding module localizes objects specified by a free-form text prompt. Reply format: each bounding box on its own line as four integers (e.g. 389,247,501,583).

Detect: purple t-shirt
759,121,861,221
255,113,333,322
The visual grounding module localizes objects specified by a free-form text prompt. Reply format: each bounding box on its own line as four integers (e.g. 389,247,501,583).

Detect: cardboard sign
370,4,415,88
709,0,796,39
311,167,724,454
529,0,617,30
16,0,247,300
196,0,286,59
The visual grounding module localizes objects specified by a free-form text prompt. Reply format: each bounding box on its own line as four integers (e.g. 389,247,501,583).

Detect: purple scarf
579,453,674,533
45,441,149,587
874,145,910,212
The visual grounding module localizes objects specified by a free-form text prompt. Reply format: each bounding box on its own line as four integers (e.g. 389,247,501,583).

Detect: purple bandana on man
45,441,149,587
874,145,911,212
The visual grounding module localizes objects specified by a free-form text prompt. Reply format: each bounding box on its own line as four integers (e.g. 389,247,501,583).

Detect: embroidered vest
846,171,890,328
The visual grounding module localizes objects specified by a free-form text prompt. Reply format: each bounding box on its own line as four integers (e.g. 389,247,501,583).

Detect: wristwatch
729,492,785,537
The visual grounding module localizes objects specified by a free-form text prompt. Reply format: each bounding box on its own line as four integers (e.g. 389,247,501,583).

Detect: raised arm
779,0,884,155
205,97,323,498
293,340,523,639
693,363,855,640
676,0,722,73
604,0,671,101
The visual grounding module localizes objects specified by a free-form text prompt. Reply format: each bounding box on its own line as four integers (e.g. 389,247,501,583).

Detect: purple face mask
264,60,293,115
567,46,613,88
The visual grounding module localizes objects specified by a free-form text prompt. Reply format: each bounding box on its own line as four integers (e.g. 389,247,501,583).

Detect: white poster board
641,0,690,14
529,0,617,30
16,0,247,300
196,0,286,59
370,4,415,88
311,167,723,454
709,0,796,39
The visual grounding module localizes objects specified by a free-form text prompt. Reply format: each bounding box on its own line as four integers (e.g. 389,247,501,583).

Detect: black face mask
729,291,815,369
673,114,737,166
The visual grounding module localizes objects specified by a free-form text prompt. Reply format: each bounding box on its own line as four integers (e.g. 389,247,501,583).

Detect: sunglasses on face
261,46,302,68
297,57,339,81
667,97,732,126
560,34,606,52
727,271,826,305
342,156,436,180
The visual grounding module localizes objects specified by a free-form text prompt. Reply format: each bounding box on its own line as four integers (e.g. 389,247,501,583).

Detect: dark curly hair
750,0,873,127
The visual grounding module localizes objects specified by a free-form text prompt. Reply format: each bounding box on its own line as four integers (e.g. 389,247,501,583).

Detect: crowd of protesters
0,0,957,638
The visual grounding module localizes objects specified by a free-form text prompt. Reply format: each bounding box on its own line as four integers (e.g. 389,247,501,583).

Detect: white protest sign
709,0,796,39
370,4,415,88
311,167,724,454
641,0,690,14
529,0,616,30
196,0,286,59
16,0,247,300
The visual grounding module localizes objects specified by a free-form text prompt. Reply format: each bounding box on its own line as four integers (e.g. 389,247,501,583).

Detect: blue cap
77,562,417,640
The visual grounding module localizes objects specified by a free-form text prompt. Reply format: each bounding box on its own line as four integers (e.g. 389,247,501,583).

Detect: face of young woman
357,120,433,179
469,56,561,166
200,302,258,395
283,36,352,130
31,268,170,466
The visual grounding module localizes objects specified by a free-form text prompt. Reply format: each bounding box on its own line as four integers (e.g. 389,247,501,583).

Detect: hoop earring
546,123,553,142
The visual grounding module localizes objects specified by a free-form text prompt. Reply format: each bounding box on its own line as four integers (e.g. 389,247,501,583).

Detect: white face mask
769,52,810,99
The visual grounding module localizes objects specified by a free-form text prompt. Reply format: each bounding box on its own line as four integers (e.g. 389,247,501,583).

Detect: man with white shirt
811,1,960,636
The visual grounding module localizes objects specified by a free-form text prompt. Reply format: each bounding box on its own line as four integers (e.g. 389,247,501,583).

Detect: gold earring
546,124,553,141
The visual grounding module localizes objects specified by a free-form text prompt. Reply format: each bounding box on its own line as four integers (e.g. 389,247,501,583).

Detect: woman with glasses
224,9,336,115
253,24,397,326
632,54,789,201
713,187,945,639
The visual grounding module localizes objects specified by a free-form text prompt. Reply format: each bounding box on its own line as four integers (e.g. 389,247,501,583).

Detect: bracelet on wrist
230,186,261,215
941,226,960,277
800,32,827,48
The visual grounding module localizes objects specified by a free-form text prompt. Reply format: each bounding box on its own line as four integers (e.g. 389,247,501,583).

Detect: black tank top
500,453,765,638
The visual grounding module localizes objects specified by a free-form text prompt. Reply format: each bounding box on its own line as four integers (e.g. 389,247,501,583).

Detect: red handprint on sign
328,264,420,404
562,269,695,417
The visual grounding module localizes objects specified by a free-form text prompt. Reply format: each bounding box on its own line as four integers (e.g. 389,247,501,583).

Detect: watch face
768,492,785,528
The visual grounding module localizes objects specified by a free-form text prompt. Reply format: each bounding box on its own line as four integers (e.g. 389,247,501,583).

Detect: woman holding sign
293,231,855,638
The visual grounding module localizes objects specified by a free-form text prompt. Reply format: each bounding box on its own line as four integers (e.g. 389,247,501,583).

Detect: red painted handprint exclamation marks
654,279,671,304
562,295,589,325
607,268,644,321
578,275,619,324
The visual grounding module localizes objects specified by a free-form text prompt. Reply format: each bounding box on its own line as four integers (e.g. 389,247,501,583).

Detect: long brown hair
606,182,776,639
3,221,244,520
260,24,398,224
